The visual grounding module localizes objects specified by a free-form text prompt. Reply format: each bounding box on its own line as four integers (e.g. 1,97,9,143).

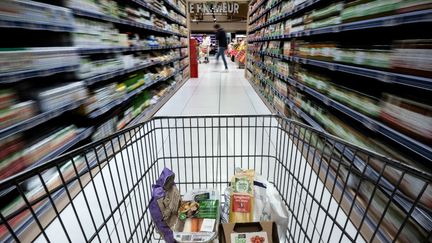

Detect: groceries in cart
150,168,289,242
173,189,220,242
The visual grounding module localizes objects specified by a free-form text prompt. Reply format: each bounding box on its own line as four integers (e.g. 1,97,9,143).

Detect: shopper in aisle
214,24,228,70
201,34,211,63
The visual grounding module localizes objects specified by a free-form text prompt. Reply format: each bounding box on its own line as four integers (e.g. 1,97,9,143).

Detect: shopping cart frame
0,115,431,243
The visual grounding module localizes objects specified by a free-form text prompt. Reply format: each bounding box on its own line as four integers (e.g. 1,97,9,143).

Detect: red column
189,39,198,78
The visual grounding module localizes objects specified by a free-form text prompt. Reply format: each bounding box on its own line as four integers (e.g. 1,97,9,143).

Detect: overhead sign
189,2,240,14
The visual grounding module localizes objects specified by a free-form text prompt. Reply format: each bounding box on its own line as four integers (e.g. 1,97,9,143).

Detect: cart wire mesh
0,115,431,243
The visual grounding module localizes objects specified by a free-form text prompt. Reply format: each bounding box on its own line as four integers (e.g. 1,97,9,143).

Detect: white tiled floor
157,57,271,116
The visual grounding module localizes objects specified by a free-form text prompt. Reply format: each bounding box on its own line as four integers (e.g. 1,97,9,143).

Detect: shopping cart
0,115,431,243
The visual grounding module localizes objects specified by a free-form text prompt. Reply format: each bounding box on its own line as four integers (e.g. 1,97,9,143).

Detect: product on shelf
0,47,79,74
381,94,432,144
92,117,117,140
391,39,432,77
34,82,88,112
0,0,74,28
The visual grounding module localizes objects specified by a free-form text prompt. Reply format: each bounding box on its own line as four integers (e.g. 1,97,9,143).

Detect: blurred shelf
72,8,186,37
77,45,186,55
163,0,187,18
0,100,84,140
249,0,283,25
249,0,321,31
29,127,94,170
180,64,189,71
251,74,432,231
128,76,187,127
0,19,74,32
253,60,432,161
89,69,181,119
83,56,181,86
180,55,189,60
248,10,432,41
0,65,79,84
249,0,266,17
132,0,187,27
0,127,94,198
254,51,432,90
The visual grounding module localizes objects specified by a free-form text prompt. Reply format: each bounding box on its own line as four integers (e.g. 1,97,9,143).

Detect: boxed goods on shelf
0,0,74,28
391,39,432,77
381,94,432,144
92,117,117,140
0,47,79,74
34,82,88,112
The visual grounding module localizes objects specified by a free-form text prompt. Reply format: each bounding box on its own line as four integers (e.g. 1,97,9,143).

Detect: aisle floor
157,57,271,116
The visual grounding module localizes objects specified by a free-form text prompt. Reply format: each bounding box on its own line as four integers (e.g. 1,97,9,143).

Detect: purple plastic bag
150,168,180,243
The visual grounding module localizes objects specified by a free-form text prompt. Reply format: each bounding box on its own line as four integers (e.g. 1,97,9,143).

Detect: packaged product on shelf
334,47,391,69
35,82,88,112
0,0,74,28
0,47,79,74
391,39,432,77
341,0,400,23
397,0,432,13
328,85,381,118
23,125,78,168
173,189,220,242
92,117,117,141
380,94,432,144
0,100,37,129
150,168,181,243
307,2,344,22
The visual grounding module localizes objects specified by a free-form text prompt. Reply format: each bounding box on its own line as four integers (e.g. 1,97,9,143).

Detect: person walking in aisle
214,24,228,70
202,34,211,63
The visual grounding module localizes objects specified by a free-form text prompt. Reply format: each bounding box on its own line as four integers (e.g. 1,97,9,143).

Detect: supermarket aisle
157,57,271,116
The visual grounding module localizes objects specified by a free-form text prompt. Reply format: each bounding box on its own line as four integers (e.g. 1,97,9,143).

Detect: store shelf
72,8,186,37
77,45,186,55
249,10,432,41
0,127,94,198
249,0,283,25
0,100,84,140
128,77,186,127
89,69,181,119
132,0,187,27
83,56,181,86
249,0,322,32
0,19,74,32
254,51,432,90
0,65,79,84
163,0,187,18
251,74,432,232
249,0,266,18
253,60,432,161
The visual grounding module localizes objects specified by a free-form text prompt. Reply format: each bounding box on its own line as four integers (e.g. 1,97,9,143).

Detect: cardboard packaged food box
173,189,220,242
219,221,279,243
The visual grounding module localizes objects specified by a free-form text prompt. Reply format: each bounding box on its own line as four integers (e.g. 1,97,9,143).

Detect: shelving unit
246,0,432,242
0,0,189,241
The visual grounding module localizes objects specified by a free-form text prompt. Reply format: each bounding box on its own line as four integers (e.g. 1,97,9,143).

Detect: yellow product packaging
229,170,255,223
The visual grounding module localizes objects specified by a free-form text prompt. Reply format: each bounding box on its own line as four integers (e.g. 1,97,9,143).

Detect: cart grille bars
0,115,431,242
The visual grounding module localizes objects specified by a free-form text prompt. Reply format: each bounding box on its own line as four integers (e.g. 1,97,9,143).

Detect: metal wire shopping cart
0,115,431,242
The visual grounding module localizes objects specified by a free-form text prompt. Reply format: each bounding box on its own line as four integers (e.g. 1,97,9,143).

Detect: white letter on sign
234,3,239,14
189,3,194,13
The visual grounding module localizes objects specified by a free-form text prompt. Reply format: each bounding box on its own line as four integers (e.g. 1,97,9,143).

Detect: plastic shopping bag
149,168,181,243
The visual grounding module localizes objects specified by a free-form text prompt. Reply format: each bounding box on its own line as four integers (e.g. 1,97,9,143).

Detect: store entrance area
157,57,270,116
